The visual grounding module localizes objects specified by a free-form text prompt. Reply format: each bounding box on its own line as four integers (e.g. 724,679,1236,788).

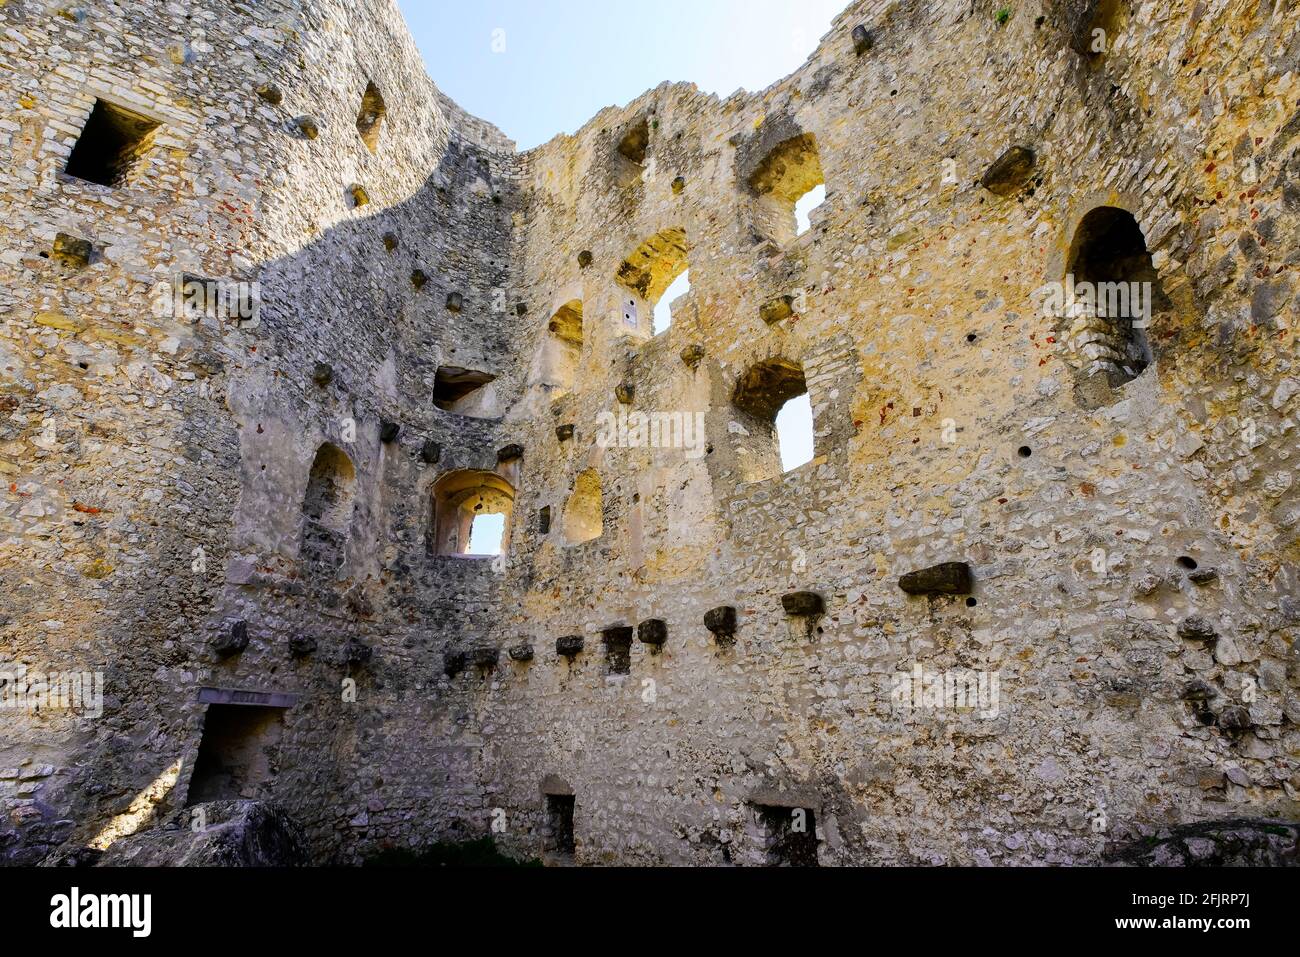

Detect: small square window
65,99,160,188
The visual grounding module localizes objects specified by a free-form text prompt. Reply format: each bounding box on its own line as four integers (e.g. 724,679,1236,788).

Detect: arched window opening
616,228,688,337
1064,206,1163,390
356,81,387,153
431,470,515,558
301,443,356,570
747,133,824,246
562,469,603,546
653,270,689,335
732,359,810,483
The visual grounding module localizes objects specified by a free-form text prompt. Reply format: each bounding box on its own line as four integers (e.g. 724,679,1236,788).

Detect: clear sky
396,0,847,150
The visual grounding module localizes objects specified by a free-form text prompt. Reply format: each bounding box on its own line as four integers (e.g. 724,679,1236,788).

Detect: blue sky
397,0,846,150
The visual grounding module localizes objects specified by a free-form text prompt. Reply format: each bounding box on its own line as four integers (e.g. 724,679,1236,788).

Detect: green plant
995,6,1011,25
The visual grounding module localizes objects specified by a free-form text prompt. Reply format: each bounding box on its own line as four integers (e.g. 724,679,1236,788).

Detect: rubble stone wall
1,0,1297,865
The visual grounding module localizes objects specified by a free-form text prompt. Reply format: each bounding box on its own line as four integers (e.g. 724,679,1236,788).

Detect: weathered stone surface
898,562,973,596
212,620,249,658
781,591,825,616
1107,819,1299,867
637,619,668,646
704,606,737,638
96,802,308,867
556,635,584,657
979,146,1036,196
1177,615,1220,643
3,0,1297,871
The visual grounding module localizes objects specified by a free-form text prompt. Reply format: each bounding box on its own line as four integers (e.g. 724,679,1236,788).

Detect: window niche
731,358,812,483
430,470,515,558
540,299,583,397
65,99,161,188
432,366,500,418
301,443,356,572
613,116,650,187
356,81,387,153
1061,206,1164,404
615,228,688,337
187,704,285,805
562,468,603,546
746,132,825,247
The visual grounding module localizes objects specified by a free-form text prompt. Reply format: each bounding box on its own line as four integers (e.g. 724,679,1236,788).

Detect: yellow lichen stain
83,558,114,579
1016,647,1034,660
34,311,84,333
1112,433,1127,447
17,93,36,109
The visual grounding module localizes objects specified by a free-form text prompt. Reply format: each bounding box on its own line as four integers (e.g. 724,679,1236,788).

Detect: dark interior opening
601,626,633,675
187,704,285,805
756,804,818,866
65,99,160,188
1066,206,1164,388
545,794,575,856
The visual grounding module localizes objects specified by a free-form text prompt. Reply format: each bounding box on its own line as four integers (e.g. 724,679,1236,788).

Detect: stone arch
562,468,603,545
356,81,387,153
1060,205,1164,401
746,132,825,246
430,470,515,557
615,227,688,336
731,357,810,483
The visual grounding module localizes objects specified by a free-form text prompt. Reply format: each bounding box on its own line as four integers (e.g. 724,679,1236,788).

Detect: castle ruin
2,0,1299,866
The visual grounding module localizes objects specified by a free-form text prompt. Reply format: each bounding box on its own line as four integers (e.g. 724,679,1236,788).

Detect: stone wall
1,0,1297,865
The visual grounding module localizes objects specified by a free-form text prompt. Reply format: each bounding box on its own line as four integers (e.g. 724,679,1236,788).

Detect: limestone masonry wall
1,0,1298,865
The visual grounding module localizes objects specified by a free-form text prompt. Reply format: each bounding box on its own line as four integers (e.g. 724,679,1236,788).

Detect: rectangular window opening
65,99,161,188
